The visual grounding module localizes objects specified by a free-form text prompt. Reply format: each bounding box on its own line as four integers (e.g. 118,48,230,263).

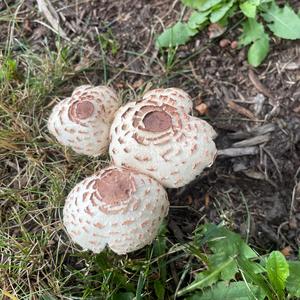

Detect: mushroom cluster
48,86,217,254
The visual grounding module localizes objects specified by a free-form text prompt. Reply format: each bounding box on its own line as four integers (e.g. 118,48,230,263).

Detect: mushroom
142,87,193,114
48,85,120,156
109,96,217,188
63,166,169,254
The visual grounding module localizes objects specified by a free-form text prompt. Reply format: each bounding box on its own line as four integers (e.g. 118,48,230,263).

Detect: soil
2,0,300,260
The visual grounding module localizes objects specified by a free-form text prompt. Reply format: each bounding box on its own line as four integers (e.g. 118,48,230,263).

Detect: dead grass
0,2,195,299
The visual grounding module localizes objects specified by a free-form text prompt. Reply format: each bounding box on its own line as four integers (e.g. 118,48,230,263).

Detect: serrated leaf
187,281,266,300
177,257,236,296
199,224,257,259
209,252,238,280
247,34,269,67
266,251,289,297
202,224,256,280
240,1,257,18
156,22,197,48
239,18,265,46
210,0,234,23
286,261,300,297
238,18,270,66
194,270,219,288
262,3,300,39
188,10,210,29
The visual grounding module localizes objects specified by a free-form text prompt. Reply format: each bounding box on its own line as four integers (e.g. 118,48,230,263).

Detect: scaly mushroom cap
63,166,169,254
109,99,217,188
142,88,193,114
48,85,120,156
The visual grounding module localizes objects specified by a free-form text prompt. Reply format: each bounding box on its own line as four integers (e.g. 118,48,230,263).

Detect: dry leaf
36,0,67,39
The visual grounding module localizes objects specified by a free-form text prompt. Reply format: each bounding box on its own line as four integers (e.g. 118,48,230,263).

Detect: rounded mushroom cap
63,166,169,254
142,88,193,114
109,99,217,188
47,85,120,156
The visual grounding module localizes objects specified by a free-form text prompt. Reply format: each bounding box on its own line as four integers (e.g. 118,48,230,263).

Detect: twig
232,134,270,148
217,147,258,157
36,0,68,40
263,147,283,182
227,100,257,120
248,69,275,102
290,166,300,218
228,123,276,140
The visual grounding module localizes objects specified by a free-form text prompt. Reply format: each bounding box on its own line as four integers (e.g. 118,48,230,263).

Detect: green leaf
154,280,165,300
266,251,289,297
177,257,236,296
198,224,257,259
210,0,234,23
240,1,257,18
286,261,300,297
182,0,222,11
194,270,219,288
153,223,167,281
201,224,257,280
261,3,300,40
156,22,197,48
187,281,266,300
209,252,238,280
182,0,206,9
238,18,270,66
112,292,135,300
188,10,210,29
247,34,269,67
200,0,223,11
237,257,274,299
0,58,17,81
239,18,265,46
217,3,238,27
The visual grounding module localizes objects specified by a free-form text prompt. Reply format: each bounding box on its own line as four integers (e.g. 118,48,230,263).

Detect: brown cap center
75,101,94,119
143,111,172,132
96,170,134,205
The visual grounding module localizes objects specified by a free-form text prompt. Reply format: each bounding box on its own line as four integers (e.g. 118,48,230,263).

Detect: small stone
289,217,297,229
231,41,238,49
281,246,293,257
195,103,208,115
219,39,231,48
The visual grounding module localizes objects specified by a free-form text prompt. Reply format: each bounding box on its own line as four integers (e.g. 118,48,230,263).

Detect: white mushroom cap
143,88,193,114
109,99,217,188
48,85,120,156
63,166,169,254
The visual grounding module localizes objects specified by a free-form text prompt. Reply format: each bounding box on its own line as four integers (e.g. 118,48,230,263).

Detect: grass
0,4,201,298
0,25,232,299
